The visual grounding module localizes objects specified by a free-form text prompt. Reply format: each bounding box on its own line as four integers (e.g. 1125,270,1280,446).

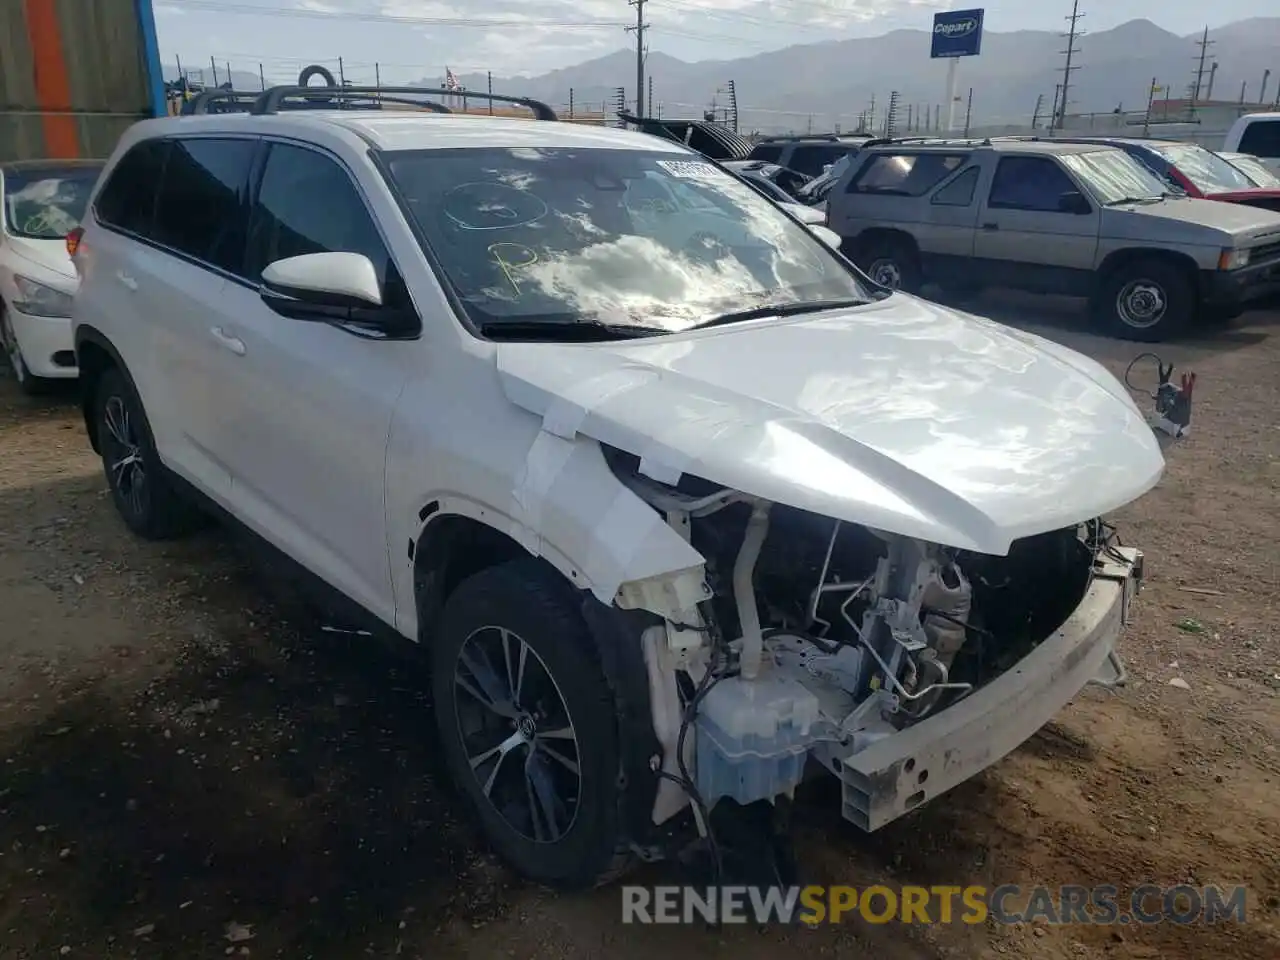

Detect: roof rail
249,85,558,120
182,89,266,115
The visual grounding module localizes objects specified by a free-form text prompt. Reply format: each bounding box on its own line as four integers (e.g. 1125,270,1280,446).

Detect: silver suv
826,137,1280,340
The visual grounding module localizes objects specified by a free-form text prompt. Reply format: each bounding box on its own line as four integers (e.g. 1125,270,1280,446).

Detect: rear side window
152,138,256,272
931,167,979,206
94,139,170,236
852,153,966,195
748,144,783,163
1238,120,1280,159
787,144,853,177
246,142,403,302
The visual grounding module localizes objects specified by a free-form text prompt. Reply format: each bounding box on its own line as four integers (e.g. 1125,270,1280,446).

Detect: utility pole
488,71,494,115
1189,27,1213,107
1031,93,1044,129
1057,0,1084,129
1049,83,1062,134
726,79,738,132
1206,61,1219,100
963,87,974,137
569,87,575,119
884,90,900,138
1261,69,1271,106
627,0,647,118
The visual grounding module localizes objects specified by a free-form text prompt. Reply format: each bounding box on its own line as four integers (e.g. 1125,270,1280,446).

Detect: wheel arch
411,505,665,854
850,226,921,258
73,325,134,454
1096,247,1202,297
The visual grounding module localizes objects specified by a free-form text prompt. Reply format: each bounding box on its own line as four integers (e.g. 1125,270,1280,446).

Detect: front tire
431,559,626,889
855,236,923,293
1094,259,1194,341
94,367,203,539
1,307,51,397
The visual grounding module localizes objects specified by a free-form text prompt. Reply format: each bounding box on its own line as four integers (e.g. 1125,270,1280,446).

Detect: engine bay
605,446,1120,821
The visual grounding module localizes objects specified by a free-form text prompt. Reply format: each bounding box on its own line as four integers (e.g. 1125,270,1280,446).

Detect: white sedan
1,159,103,394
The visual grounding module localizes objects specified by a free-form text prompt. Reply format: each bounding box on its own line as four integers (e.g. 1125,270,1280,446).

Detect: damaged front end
606,447,1144,837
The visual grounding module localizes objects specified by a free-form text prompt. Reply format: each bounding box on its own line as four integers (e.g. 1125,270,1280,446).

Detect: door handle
210,326,246,356
115,271,138,291
981,222,999,231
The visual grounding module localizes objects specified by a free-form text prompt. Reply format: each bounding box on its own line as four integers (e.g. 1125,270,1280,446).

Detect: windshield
1149,142,1255,193
2,165,101,239
1224,153,1280,188
1059,149,1169,203
382,147,868,335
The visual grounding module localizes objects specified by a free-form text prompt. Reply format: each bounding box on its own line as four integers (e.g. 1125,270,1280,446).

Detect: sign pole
945,56,960,132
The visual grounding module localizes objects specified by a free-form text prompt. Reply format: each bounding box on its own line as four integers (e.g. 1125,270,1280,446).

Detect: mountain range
167,17,1280,134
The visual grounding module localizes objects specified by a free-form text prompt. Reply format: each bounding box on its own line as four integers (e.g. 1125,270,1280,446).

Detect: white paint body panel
0,236,78,378
496,294,1165,556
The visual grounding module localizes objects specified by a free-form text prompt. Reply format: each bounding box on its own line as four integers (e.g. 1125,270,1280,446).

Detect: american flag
444,67,460,91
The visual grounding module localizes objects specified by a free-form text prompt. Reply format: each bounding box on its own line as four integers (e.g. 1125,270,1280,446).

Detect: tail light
66,226,84,257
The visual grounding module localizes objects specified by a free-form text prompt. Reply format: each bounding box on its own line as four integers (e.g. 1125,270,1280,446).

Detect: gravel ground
1,294,1277,959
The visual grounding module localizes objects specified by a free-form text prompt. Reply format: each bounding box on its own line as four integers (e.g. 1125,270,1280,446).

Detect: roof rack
754,132,870,142
182,89,270,115
249,85,558,120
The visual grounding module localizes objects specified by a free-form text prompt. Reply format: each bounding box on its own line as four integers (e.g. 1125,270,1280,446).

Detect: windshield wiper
1106,195,1165,205
691,297,871,330
479,319,670,341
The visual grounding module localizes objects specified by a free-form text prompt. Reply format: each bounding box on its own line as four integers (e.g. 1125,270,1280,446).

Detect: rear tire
431,559,628,889
94,367,204,540
1094,259,1194,341
855,236,923,293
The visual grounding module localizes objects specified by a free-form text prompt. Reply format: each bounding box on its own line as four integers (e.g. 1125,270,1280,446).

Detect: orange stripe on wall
22,0,79,158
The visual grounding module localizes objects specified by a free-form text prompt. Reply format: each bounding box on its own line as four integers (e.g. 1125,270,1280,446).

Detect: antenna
1055,0,1084,131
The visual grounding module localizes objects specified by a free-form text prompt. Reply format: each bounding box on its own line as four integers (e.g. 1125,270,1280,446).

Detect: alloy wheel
452,625,581,844
102,394,149,519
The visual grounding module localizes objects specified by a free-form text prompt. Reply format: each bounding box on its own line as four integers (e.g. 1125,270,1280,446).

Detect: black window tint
988,156,1079,212
852,153,966,195
932,166,979,206
94,139,170,235
1238,120,1280,158
749,144,783,163
787,145,851,176
152,138,255,271
247,143,392,285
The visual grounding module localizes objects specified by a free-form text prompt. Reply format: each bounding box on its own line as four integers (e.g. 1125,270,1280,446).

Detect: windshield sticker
656,159,721,180
489,242,539,296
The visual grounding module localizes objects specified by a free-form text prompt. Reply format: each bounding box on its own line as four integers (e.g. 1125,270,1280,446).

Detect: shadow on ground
0,557,517,958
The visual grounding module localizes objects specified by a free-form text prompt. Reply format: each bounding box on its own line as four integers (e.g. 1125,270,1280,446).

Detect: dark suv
747,134,872,178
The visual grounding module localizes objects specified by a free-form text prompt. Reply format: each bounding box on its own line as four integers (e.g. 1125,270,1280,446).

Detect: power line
171,1,623,29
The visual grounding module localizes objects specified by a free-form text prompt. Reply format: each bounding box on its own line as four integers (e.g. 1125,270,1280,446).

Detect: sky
154,0,1275,86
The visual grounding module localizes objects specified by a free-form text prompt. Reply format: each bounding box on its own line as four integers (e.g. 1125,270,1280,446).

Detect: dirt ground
1,295,1277,960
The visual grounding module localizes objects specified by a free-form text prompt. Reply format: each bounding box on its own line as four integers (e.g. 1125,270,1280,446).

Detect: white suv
72,88,1161,889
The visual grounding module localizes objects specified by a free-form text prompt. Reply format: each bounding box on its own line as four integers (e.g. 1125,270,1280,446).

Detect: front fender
390,432,707,638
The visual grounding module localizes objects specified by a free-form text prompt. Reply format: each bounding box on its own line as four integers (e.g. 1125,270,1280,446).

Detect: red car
1068,137,1280,212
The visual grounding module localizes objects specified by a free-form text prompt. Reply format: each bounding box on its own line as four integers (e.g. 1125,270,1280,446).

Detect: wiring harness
1125,352,1196,439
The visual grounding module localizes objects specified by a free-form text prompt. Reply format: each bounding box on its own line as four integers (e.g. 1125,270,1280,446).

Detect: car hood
1,235,76,283
495,295,1166,556
1106,195,1280,242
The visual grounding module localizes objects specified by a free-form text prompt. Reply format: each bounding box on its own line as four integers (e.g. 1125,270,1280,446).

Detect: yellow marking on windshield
489,242,539,296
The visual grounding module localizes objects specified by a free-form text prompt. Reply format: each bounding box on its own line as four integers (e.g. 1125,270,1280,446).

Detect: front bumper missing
838,546,1142,832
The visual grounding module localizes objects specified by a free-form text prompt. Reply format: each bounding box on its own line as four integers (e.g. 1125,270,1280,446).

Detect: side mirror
808,224,842,250
259,252,416,336
261,252,382,309
1058,190,1091,215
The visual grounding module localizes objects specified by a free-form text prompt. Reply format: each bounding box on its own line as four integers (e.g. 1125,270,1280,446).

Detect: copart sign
931,8,985,58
